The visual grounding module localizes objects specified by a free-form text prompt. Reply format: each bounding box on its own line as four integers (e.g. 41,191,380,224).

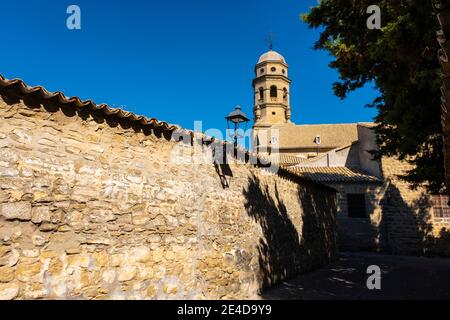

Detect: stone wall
330,183,383,251
335,156,450,256
0,92,337,300
380,157,450,256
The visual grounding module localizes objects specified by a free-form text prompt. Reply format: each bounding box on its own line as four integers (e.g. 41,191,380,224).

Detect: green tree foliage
302,0,444,192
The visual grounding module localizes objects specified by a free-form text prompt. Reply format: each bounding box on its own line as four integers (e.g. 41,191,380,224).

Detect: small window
272,112,276,115
258,87,264,101
314,135,321,145
260,68,264,74
271,67,276,72
432,195,450,218
282,69,286,74
347,194,367,218
270,85,277,98
283,88,288,101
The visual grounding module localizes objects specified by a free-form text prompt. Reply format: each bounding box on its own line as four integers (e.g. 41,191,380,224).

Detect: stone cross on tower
265,33,275,51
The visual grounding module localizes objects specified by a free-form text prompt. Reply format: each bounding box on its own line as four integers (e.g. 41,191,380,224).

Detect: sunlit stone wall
0,93,337,300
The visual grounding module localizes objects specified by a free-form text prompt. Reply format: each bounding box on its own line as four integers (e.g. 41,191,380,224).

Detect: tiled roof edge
0,74,182,132
284,166,383,184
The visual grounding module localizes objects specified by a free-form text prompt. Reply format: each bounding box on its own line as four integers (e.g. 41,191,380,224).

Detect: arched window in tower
270,85,277,98
283,88,288,102
259,87,264,101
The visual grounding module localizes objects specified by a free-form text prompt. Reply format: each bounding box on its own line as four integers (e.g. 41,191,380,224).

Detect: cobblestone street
263,252,450,300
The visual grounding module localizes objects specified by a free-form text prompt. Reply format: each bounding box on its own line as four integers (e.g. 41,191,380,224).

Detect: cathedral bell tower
252,50,292,128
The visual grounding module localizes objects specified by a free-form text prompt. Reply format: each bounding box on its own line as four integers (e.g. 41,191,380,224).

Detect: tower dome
257,50,286,64
252,49,291,127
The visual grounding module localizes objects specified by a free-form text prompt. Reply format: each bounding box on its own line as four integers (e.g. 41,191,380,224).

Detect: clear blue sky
0,0,378,135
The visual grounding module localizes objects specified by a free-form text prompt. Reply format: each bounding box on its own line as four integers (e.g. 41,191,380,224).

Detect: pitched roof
275,154,308,166
287,166,382,183
275,123,361,149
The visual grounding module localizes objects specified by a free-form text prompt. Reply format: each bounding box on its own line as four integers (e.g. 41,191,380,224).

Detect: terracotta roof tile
275,154,308,166
0,74,181,132
286,166,382,183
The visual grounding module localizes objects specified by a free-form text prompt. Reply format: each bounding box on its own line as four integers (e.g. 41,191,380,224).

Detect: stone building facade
0,74,337,300
295,126,450,255
252,50,450,256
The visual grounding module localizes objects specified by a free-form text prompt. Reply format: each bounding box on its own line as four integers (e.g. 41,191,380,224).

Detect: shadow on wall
379,181,450,256
243,173,337,293
214,162,233,189
429,227,450,256
336,193,380,253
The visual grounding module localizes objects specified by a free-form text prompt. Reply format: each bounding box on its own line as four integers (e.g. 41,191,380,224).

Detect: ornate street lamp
225,105,250,148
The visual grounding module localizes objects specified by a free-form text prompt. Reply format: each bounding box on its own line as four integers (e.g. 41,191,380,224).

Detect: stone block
0,283,19,300
131,214,149,225
0,266,15,283
0,201,31,221
39,223,59,232
0,249,19,267
16,262,42,282
118,266,137,282
89,209,117,223
67,254,91,269
128,246,151,263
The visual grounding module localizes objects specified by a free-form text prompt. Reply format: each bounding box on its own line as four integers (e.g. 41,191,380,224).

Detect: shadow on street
262,252,450,300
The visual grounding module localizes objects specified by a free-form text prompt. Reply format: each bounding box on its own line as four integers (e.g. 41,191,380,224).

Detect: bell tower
252,50,292,128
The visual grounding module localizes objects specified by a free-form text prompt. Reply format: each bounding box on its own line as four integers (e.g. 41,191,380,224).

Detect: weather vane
265,32,275,51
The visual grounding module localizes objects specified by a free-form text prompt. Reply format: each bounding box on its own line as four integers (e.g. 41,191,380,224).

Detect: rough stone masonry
0,82,337,300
